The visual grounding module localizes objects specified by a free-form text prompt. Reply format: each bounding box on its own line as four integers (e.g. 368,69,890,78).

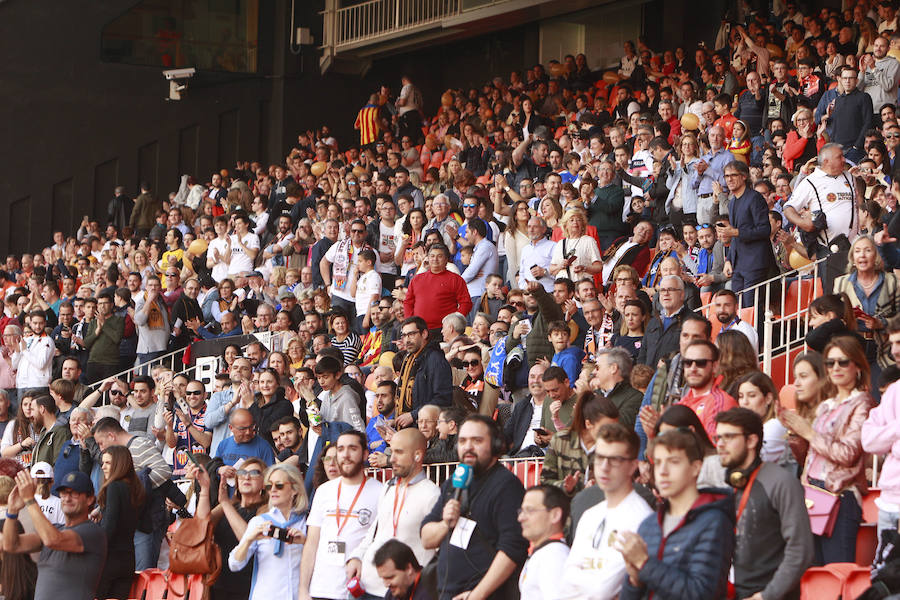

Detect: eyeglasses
236,469,263,478
825,358,852,369
232,424,255,431
712,432,746,444
185,390,204,396
462,359,481,368
682,358,712,368
399,330,420,338
265,482,289,490
659,287,681,294
593,454,634,467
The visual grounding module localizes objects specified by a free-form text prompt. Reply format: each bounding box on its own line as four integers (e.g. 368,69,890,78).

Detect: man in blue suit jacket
719,160,777,304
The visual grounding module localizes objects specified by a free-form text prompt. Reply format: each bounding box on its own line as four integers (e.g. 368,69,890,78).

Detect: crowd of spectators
10,1,900,598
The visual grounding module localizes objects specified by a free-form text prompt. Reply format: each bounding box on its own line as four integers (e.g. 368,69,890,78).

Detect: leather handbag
168,515,222,585
803,483,840,536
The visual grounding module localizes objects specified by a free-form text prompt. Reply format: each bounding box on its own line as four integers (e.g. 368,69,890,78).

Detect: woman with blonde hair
538,195,563,231
783,107,824,172
781,336,873,565
833,235,899,397
549,207,602,281
229,464,308,600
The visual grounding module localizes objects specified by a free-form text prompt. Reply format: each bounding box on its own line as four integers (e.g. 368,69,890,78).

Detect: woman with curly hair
715,329,760,397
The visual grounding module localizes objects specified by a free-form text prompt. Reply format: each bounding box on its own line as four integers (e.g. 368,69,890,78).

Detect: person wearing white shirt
518,484,571,600
228,213,260,276
229,464,308,600
712,290,759,351
560,424,653,600
11,311,54,392
345,428,440,598
519,216,556,293
299,430,383,600
206,216,231,283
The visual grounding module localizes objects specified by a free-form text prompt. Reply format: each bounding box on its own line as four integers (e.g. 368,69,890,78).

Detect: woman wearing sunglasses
192,458,269,600
780,336,874,565
228,463,308,600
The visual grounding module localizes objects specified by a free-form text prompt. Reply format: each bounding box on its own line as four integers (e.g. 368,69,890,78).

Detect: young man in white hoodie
561,423,652,599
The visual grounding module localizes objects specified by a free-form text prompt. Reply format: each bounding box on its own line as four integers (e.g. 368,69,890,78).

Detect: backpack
168,515,222,585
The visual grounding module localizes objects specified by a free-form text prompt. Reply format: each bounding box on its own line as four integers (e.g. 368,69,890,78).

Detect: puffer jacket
620,488,736,600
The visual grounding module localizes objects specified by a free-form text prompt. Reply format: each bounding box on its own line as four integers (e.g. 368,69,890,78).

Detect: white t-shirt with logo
228,232,260,275
307,476,383,599
207,237,230,283
36,494,65,526
377,222,397,274
784,168,858,246
355,270,382,317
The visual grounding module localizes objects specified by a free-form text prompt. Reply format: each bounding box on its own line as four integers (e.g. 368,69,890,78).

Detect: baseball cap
30,462,53,479
53,470,94,496
249,271,264,279
278,290,296,301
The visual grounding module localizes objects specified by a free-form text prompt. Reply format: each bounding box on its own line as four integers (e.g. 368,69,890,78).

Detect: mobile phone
185,450,201,467
532,428,549,436
265,525,291,542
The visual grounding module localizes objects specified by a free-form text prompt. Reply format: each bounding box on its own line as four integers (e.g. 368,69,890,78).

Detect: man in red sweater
404,244,473,330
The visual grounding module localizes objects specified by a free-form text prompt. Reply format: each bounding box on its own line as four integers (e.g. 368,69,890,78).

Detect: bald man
346,428,441,598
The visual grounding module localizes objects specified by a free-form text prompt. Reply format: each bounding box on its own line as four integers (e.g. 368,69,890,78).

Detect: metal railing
367,456,544,486
322,0,519,52
87,329,294,391
695,256,827,387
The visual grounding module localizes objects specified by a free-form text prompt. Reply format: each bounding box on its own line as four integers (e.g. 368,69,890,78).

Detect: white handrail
367,456,544,486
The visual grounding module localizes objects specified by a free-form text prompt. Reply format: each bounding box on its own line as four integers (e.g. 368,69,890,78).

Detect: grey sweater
732,461,814,600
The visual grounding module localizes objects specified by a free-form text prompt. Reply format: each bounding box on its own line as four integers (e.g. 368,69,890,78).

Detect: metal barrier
695,256,827,387
367,456,544,486
87,330,294,392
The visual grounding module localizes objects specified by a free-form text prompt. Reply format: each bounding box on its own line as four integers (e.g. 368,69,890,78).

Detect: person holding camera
784,143,859,293
229,463,308,600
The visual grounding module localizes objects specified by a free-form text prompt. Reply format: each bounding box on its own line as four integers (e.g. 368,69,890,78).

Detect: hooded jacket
620,488,736,600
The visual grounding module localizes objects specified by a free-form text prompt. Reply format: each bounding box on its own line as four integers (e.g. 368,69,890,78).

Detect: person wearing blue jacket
548,320,583,385
617,428,735,600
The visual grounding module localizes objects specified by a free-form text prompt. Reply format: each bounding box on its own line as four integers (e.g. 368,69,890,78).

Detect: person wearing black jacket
504,363,550,457
107,186,133,233
395,317,453,429
637,275,688,367
421,415,528,600
827,66,873,163
169,280,204,351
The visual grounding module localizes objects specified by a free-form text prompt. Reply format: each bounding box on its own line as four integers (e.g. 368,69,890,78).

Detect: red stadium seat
769,346,805,389
784,278,823,318
800,563,859,600
700,291,712,307
862,489,881,524
856,523,878,566
844,565,873,598
128,570,149,600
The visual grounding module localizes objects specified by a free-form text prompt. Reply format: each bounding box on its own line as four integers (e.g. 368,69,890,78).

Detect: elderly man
593,348,643,431
637,275,687,367
784,143,858,292
693,125,731,226
426,194,459,249
518,216,556,292
440,312,467,349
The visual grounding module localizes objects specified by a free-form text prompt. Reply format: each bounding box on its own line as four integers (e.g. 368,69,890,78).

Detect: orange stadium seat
800,563,860,600
784,278,823,318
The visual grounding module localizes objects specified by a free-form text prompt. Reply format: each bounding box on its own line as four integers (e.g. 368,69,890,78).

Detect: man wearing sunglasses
322,218,379,324
678,340,736,441
165,380,211,475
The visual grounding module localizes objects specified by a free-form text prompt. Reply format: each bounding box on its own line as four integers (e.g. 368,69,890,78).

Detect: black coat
503,396,541,454
637,307,688,367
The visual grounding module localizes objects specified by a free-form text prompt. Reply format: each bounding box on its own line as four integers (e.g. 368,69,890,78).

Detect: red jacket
404,269,473,329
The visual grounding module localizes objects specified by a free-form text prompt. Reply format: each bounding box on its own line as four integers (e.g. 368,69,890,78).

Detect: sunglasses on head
682,358,712,368
696,224,712,230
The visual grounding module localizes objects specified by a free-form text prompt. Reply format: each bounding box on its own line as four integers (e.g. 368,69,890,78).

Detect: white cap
30,462,53,479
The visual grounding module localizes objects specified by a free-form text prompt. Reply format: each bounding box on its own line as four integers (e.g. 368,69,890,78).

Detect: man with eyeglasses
637,275,687,368
322,218,379,323
516,484,571,599
215,408,275,467
395,317,452,430
715,408,813,600
678,340,736,441
562,424,652,600
165,379,211,475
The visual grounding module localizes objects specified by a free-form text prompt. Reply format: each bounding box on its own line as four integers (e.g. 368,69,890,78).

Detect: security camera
163,68,196,81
